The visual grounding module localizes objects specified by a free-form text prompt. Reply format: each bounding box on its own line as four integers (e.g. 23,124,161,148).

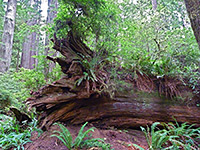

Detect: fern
141,121,200,149
132,144,145,150
51,122,111,149
73,122,95,148
51,123,73,149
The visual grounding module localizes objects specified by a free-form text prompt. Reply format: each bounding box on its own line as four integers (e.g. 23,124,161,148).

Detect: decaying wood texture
10,107,32,124
26,31,200,130
26,75,200,130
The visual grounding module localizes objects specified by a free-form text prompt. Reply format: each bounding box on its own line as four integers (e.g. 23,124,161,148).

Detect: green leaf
132,144,145,150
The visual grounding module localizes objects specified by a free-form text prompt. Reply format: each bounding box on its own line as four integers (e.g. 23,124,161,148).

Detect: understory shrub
0,72,26,110
51,122,112,150
0,114,42,150
0,66,62,112
111,1,200,94
134,121,200,150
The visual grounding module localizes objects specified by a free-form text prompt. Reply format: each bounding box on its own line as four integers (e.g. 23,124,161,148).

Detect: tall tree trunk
21,33,31,69
30,0,41,69
0,0,17,72
44,0,58,77
29,27,37,69
46,0,58,28
20,0,40,69
151,0,157,10
184,0,200,50
16,47,20,72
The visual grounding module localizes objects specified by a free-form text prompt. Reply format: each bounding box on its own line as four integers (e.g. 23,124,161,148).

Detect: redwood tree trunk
21,34,31,69
20,0,40,69
0,0,17,72
184,0,200,49
44,0,58,77
151,0,157,10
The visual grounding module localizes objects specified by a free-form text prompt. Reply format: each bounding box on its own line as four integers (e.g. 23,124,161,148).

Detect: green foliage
0,115,42,150
47,64,63,82
140,121,200,149
6,0,200,96
0,90,12,110
54,0,120,48
81,138,112,150
132,144,145,150
12,0,42,69
53,0,200,93
51,122,112,150
0,59,62,112
51,122,94,149
0,0,5,38
163,121,200,149
13,68,46,91
32,51,63,83
141,122,171,149
0,65,60,112
0,72,27,110
118,2,198,71
108,0,199,92
75,56,101,86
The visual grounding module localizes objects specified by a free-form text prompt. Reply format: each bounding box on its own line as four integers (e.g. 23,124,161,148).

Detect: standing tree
0,0,6,38
44,0,58,76
20,0,41,69
184,0,200,49
151,0,157,10
0,0,17,72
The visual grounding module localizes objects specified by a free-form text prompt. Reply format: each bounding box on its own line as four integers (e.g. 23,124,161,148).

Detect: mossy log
26,75,200,130
26,31,200,130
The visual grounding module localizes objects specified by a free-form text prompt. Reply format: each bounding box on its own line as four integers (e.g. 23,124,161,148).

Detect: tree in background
151,0,157,10
184,0,200,50
44,0,58,76
0,0,17,72
0,0,6,38
20,0,41,69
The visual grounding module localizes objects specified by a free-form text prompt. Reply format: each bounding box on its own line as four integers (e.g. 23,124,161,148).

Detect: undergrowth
0,65,61,150
51,122,112,150
133,121,200,150
0,114,42,150
0,65,62,113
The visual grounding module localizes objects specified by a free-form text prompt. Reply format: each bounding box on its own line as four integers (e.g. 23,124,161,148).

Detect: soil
24,123,148,150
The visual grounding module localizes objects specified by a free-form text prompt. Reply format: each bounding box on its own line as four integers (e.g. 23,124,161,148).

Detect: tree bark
20,0,40,69
0,0,17,72
21,34,31,69
44,0,58,77
184,0,200,49
26,32,200,130
151,0,157,10
27,74,200,130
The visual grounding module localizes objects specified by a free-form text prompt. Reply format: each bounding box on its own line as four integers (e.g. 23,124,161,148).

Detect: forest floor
24,123,148,150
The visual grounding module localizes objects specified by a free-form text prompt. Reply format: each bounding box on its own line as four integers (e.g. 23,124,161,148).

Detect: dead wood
26,31,200,130
10,107,32,124
26,75,200,130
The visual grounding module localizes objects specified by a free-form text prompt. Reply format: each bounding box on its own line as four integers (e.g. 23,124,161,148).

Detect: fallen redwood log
26,75,200,130
26,31,200,130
